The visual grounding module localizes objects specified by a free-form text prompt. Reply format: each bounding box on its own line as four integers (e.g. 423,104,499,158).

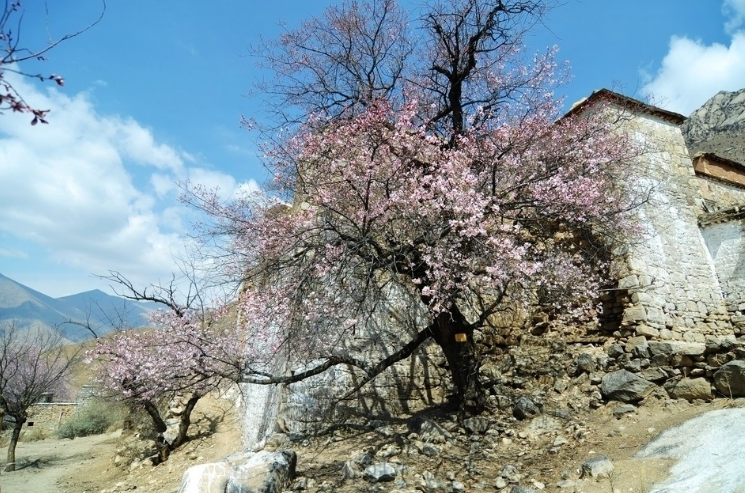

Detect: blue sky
1,0,744,297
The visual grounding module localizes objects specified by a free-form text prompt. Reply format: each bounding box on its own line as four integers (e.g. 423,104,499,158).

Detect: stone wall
700,213,745,334
27,403,78,433
611,108,732,340
697,175,745,209
253,285,448,443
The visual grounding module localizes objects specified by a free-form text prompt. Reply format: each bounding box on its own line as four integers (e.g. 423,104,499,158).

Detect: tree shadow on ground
11,454,68,471
188,404,233,441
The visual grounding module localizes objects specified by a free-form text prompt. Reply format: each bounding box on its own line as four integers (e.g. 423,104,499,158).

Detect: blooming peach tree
186,0,644,416
186,100,641,415
86,304,245,462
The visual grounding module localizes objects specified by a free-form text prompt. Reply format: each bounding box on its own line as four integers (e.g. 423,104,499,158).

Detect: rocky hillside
682,88,745,164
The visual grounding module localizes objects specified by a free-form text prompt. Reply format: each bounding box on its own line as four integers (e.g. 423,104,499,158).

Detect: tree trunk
143,400,168,434
143,400,171,464
171,395,200,450
1,404,4,488
430,307,485,417
4,418,24,472
141,395,201,464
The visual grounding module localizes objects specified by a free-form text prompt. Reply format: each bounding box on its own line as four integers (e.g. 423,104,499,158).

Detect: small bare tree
0,321,75,472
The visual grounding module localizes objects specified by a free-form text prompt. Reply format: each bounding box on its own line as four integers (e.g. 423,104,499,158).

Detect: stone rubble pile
473,330,745,418
172,328,745,493
175,400,617,493
596,334,745,403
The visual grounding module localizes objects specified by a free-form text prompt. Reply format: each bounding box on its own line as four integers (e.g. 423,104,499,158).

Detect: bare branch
100,270,187,317
0,1,106,122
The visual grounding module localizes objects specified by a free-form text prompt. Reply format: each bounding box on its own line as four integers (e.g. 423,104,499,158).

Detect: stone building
572,89,745,341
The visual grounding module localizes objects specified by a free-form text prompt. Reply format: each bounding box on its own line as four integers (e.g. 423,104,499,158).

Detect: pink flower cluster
86,309,245,402
183,89,641,362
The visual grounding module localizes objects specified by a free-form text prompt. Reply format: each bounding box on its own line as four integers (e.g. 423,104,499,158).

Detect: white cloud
641,4,745,115
724,0,745,33
151,173,179,198
235,180,262,198
0,249,28,259
0,74,246,293
225,143,255,156
115,120,185,171
151,166,262,204
187,168,238,195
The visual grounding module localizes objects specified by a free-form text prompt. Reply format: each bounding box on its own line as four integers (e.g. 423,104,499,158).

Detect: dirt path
0,431,121,493
0,395,243,493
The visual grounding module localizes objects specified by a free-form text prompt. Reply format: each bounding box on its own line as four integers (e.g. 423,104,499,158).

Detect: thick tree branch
239,326,433,391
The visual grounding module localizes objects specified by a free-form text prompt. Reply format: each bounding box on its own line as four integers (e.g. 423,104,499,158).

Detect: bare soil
288,396,742,493
2,430,122,493
1,393,741,493
0,394,242,493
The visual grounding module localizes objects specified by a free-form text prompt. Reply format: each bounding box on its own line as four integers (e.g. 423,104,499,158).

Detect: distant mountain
682,88,745,165
0,273,160,341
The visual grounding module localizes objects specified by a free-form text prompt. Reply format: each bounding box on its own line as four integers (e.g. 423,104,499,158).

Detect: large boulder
226,450,296,493
600,370,656,403
713,360,745,397
179,463,232,493
179,450,296,493
665,378,712,401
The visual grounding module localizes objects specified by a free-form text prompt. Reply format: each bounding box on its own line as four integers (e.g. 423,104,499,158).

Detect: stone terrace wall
612,110,732,340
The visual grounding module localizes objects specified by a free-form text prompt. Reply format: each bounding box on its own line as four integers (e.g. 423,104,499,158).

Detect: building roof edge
564,89,687,125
